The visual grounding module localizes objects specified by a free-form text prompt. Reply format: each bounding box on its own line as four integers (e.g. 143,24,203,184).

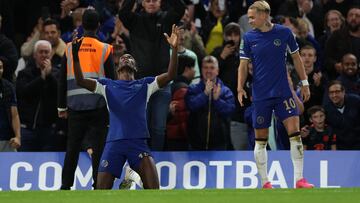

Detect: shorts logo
273,39,281,46
101,160,109,168
138,152,150,159
256,116,265,125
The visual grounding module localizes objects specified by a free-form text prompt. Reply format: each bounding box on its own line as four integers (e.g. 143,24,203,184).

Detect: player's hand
237,88,247,106
58,110,68,119
164,24,180,49
9,137,21,149
72,31,83,61
300,85,310,102
213,83,221,100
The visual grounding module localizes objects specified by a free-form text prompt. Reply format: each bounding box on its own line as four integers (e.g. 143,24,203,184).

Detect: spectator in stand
166,55,196,151
118,0,185,151
16,40,59,151
211,23,248,150
20,18,66,69
291,45,327,124
0,60,21,152
324,6,360,80
0,14,18,82
277,0,324,38
200,0,230,55
181,7,207,70
323,80,360,150
185,56,235,150
174,24,200,84
301,105,336,150
336,53,360,95
322,0,360,17
318,10,345,53
296,18,323,67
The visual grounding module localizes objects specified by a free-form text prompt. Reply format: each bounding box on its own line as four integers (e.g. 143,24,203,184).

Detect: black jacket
0,78,16,138
0,34,18,82
324,94,360,150
16,59,59,128
119,0,185,78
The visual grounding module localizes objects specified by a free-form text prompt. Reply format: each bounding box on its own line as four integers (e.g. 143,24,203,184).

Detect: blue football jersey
240,24,299,101
94,77,159,141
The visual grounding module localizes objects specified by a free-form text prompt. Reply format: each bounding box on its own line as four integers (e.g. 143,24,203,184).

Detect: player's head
248,0,271,29
328,80,345,107
142,0,161,14
341,53,358,77
178,55,196,80
82,8,100,32
201,55,219,81
117,54,137,80
300,45,316,74
307,105,326,129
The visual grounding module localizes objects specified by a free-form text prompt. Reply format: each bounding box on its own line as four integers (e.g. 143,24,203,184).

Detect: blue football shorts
98,138,152,178
252,96,299,129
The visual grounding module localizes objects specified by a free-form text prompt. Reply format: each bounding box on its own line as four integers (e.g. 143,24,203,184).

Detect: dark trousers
61,107,108,190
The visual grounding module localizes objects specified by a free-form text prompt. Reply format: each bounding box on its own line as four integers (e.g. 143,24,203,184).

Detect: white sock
254,140,268,186
125,165,143,188
290,135,304,182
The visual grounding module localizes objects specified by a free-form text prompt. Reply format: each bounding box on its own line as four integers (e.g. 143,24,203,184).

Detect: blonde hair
249,0,271,15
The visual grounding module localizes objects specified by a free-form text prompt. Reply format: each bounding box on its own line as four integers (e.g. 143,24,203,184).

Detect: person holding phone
211,23,248,150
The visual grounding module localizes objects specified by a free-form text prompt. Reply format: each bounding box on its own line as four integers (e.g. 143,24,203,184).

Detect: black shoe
60,185,71,190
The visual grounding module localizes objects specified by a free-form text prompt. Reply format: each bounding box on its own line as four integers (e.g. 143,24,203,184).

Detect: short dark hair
224,22,240,36
328,80,345,91
82,9,99,31
178,55,195,75
300,45,316,54
43,18,60,30
307,105,325,118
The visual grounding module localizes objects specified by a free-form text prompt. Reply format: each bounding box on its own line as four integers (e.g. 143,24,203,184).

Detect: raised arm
72,39,97,92
156,24,180,88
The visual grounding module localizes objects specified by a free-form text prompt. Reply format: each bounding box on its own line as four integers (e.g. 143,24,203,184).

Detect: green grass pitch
1,188,359,203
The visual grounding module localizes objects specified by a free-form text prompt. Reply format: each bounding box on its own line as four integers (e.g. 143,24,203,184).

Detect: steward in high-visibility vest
63,37,113,110
57,8,115,190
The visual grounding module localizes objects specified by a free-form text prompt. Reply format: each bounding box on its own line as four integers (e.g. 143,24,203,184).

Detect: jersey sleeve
286,28,299,54
240,35,251,60
145,76,160,103
94,78,109,97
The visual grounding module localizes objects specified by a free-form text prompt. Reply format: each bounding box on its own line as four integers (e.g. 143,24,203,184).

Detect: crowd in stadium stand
0,0,360,153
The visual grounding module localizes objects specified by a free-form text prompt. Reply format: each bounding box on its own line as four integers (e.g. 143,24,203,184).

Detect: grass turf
0,188,359,203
